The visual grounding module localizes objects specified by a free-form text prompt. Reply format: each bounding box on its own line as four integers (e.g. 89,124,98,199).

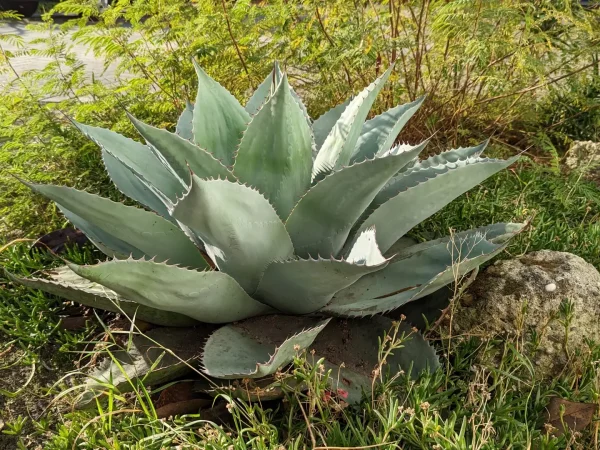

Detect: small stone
545,283,557,292
564,141,600,172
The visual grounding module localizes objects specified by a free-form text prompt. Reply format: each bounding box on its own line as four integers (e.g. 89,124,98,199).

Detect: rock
454,250,600,377
564,141,600,172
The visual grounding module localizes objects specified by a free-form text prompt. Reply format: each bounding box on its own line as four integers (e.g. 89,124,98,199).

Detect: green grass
8,320,598,449
1,159,599,449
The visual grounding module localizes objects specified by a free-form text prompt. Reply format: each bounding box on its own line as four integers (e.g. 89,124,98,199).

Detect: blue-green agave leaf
24,181,208,269
171,176,294,292
192,61,251,165
324,223,524,317
286,142,426,258
234,75,313,219
70,259,272,324
128,114,235,184
351,96,425,163
202,316,329,379
312,97,352,151
353,155,519,253
255,228,389,314
245,62,310,121
176,101,194,140
396,140,489,176
312,65,393,178
5,266,198,327
101,150,173,220
411,140,489,170
73,121,182,204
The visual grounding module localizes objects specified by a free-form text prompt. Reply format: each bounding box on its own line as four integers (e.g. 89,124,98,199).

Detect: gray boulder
564,140,600,172
454,250,600,376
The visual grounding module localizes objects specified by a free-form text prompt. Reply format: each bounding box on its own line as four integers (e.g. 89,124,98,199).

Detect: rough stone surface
564,141,600,172
454,250,600,377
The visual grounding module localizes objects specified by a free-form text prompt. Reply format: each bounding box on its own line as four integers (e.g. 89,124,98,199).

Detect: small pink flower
337,388,349,399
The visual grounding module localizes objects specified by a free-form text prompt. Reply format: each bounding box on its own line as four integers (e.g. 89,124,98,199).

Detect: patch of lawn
24,323,600,449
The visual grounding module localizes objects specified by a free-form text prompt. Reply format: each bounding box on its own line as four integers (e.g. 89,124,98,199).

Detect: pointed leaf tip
312,65,394,176
192,61,250,165
202,316,329,379
234,71,313,219
346,227,386,266
352,95,425,163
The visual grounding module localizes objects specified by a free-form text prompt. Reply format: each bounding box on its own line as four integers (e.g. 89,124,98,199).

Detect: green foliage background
1,0,599,253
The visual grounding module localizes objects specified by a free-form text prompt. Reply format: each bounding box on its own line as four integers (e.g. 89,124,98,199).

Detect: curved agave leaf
312,65,393,178
77,326,212,408
392,222,521,259
202,316,329,379
409,140,489,171
353,155,519,253
375,147,497,209
70,259,273,324
101,150,173,220
192,61,251,166
395,140,489,177
286,142,425,258
176,101,194,140
290,87,311,125
5,266,198,327
24,181,208,269
73,121,182,204
245,62,283,115
255,228,388,314
128,114,235,184
172,176,294,292
57,205,144,259
312,97,352,151
351,96,425,163
234,75,313,219
312,317,440,404
324,223,524,317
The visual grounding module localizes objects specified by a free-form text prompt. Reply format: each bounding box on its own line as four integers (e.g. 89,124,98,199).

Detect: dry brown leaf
59,316,93,331
545,396,598,436
155,399,211,419
154,381,195,409
32,227,89,254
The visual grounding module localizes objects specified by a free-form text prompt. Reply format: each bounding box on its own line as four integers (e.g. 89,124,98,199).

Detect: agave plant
7,62,523,405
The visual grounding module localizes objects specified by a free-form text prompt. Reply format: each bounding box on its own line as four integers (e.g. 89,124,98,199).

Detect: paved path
0,19,122,97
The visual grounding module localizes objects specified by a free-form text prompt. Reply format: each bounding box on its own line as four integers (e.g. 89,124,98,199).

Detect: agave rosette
7,62,523,404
